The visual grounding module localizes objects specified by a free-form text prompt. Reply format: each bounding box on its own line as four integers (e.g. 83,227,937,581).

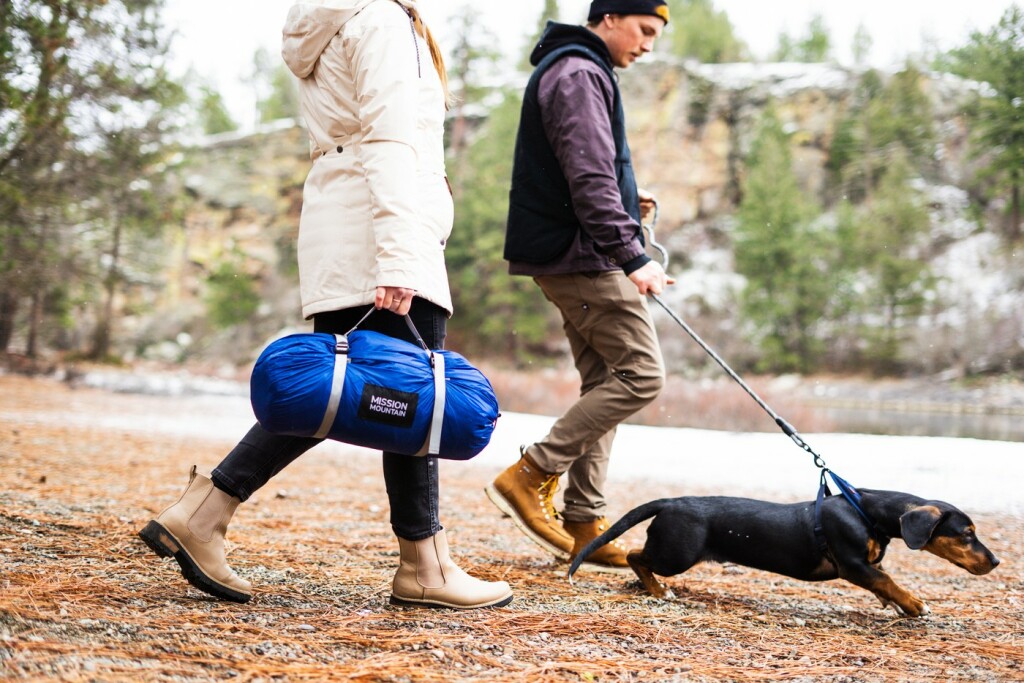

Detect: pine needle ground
1,375,1021,682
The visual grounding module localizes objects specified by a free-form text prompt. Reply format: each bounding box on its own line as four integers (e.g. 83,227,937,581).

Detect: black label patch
358,383,418,428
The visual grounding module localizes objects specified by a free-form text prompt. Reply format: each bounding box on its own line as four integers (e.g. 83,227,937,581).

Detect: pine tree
800,15,831,62
438,3,564,360
0,0,74,351
196,84,239,136
663,0,746,63
945,5,1024,241
520,0,560,70
851,23,873,66
0,0,184,358
774,14,831,62
445,4,501,174
247,47,301,127
827,67,934,205
258,65,300,124
852,154,935,373
445,91,558,361
734,106,831,373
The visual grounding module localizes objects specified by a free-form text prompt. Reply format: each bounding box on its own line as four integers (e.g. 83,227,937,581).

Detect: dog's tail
567,499,669,583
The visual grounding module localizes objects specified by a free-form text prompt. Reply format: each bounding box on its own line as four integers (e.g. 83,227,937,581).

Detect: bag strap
349,307,442,454
314,334,350,439
316,322,446,455
426,352,445,455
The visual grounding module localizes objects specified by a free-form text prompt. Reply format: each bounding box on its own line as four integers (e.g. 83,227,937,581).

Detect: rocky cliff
622,60,977,223
146,62,1021,375
619,58,1020,376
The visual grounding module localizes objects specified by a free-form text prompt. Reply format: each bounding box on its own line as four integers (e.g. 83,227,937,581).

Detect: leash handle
643,208,829,471
642,201,669,269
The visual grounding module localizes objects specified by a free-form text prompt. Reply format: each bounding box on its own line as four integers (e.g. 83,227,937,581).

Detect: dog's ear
900,506,944,550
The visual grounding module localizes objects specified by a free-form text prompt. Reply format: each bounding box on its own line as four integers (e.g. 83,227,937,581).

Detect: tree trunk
26,289,43,358
0,290,17,353
89,217,122,360
448,107,468,196
1010,180,1021,242
860,111,873,205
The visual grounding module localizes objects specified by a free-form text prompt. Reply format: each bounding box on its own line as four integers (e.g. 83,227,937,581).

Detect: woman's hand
375,286,417,316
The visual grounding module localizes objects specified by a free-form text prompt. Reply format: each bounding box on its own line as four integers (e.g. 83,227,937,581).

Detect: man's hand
628,261,674,296
375,286,417,316
638,187,657,225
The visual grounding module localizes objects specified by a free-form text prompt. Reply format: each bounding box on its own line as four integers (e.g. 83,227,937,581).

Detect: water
817,406,1024,442
73,368,1024,443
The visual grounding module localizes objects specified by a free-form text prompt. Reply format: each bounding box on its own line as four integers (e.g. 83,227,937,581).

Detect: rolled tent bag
249,315,500,460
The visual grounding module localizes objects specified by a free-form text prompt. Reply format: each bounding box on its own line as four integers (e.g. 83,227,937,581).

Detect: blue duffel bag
249,315,500,460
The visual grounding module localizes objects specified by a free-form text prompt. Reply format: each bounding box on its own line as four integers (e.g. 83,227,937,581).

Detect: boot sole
389,593,514,609
484,485,572,561
138,520,252,604
571,559,633,575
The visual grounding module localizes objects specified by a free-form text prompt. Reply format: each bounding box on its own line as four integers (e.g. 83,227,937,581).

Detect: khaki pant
527,271,665,521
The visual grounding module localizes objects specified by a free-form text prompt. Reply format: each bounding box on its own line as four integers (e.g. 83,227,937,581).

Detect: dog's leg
843,566,929,617
627,550,675,600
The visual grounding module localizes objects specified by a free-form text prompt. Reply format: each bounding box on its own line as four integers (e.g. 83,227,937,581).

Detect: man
486,0,673,572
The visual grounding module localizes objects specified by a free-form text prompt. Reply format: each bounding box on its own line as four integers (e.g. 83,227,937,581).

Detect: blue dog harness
814,469,888,559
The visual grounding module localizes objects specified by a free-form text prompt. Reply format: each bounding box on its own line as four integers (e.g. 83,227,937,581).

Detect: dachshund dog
567,490,999,617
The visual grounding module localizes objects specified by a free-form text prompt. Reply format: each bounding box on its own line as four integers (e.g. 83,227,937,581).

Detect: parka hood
282,0,419,78
529,21,614,69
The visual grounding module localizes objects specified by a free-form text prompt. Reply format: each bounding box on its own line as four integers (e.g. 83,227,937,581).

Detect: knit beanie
588,0,670,25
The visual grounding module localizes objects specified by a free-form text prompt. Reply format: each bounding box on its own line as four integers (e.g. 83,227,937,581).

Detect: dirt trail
1,374,1021,681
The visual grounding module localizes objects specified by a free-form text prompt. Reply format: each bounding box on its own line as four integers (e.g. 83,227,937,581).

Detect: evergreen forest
2,0,1023,382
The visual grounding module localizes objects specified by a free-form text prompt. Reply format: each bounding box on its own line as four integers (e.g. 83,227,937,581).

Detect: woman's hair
410,10,452,109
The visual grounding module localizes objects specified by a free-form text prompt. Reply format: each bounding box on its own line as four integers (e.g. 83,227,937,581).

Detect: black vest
503,43,642,265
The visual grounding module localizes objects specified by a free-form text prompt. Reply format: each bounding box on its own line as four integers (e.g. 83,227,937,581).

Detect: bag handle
346,307,429,351
317,308,445,454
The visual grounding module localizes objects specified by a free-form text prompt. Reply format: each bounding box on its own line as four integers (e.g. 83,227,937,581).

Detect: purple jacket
508,37,649,277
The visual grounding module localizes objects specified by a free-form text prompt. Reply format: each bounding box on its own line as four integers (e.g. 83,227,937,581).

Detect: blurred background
2,0,1023,441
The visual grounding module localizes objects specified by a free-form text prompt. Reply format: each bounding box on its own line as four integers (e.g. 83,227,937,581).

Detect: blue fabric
250,331,500,460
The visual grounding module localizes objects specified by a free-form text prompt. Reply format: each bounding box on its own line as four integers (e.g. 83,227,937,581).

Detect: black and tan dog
567,490,999,616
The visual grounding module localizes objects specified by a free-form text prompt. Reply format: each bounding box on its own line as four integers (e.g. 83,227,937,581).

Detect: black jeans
211,299,447,541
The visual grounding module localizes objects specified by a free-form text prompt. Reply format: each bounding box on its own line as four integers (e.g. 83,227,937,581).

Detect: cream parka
282,0,453,318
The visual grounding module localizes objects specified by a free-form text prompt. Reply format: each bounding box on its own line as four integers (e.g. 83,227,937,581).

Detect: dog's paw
892,598,929,618
646,584,676,600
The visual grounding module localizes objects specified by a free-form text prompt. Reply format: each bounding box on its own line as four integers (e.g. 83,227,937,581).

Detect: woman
138,0,513,610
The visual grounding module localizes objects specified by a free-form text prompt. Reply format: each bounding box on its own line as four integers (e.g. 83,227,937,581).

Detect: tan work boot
484,449,575,560
391,530,513,609
138,466,253,603
564,517,631,574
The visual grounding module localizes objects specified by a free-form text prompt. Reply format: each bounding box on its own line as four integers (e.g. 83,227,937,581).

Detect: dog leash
641,205,882,545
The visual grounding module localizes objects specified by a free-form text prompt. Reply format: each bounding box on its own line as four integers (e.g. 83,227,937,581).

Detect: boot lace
537,474,563,521
597,518,627,549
